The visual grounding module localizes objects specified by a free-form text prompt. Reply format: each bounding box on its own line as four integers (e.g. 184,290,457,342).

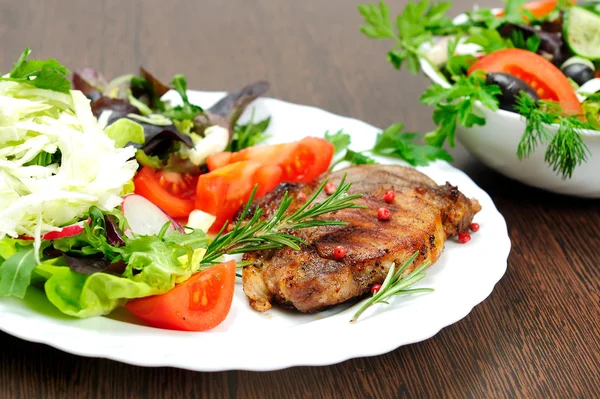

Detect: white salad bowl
420,49,600,198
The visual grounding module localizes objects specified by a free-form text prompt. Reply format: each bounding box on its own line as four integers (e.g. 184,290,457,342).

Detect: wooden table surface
1,0,599,398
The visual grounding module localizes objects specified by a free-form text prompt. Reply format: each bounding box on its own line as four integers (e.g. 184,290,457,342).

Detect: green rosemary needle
200,174,363,266
350,251,434,323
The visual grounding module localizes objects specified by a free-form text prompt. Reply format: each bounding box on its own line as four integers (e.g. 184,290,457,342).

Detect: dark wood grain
1,0,599,398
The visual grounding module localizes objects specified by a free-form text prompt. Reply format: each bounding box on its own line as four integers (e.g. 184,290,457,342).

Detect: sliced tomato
206,151,232,171
254,164,284,197
497,0,574,19
195,161,282,232
125,260,236,331
206,137,334,183
133,166,195,218
468,49,583,115
155,171,198,200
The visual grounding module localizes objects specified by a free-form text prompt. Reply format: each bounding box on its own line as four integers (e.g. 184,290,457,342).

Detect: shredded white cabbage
0,81,137,242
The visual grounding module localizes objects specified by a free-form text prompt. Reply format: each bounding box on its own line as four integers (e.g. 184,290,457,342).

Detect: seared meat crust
240,165,481,313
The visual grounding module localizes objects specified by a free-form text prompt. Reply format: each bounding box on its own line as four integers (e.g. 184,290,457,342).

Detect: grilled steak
240,164,481,313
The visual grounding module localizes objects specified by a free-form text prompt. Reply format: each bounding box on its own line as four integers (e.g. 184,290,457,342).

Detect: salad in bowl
359,0,600,197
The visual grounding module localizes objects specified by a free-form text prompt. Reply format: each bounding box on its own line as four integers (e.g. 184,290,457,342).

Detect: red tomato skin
134,167,195,218
467,49,583,115
125,260,236,331
205,137,334,183
254,164,284,197
206,152,232,171
196,161,261,232
290,137,334,183
195,161,284,233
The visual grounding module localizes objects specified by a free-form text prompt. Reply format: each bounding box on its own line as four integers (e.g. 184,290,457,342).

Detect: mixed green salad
0,48,283,324
359,0,600,178
0,49,222,319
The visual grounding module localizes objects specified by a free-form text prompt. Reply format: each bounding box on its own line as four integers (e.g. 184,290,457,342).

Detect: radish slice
122,194,184,236
42,221,86,240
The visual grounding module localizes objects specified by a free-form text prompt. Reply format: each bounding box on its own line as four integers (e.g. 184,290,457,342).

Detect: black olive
485,72,540,113
560,57,595,86
498,23,569,66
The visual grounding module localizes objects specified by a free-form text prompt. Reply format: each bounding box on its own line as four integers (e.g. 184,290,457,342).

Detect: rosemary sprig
200,175,364,266
350,251,434,322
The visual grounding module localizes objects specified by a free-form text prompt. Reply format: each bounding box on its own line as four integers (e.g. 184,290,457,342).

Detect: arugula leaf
421,71,501,148
163,74,204,120
229,111,271,152
0,47,71,93
372,123,452,165
324,129,351,156
514,94,591,179
0,244,37,298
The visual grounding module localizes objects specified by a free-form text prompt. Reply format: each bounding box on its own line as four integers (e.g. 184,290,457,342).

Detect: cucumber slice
564,6,600,60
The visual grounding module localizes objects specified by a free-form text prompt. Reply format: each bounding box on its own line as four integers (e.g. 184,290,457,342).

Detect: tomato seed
377,207,391,220
333,246,346,259
458,232,471,244
384,189,395,203
470,223,480,232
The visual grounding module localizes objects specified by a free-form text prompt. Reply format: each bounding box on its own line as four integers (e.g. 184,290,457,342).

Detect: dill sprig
200,175,363,265
350,251,434,322
515,94,592,179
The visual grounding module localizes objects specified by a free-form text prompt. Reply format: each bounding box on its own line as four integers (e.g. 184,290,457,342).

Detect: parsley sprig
515,94,591,179
358,0,455,74
351,251,433,322
357,0,553,76
200,176,363,265
0,48,71,93
326,124,452,170
372,123,452,164
420,71,501,147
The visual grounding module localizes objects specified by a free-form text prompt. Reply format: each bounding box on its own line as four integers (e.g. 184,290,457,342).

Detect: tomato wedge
125,260,236,331
497,0,574,19
133,166,195,218
206,137,334,183
196,161,282,232
468,49,583,115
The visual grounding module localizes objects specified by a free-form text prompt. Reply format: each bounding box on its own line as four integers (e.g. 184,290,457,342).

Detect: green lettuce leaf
104,118,145,148
33,230,208,317
35,260,158,317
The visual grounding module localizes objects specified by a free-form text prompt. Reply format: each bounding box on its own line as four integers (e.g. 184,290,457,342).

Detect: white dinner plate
0,91,511,371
